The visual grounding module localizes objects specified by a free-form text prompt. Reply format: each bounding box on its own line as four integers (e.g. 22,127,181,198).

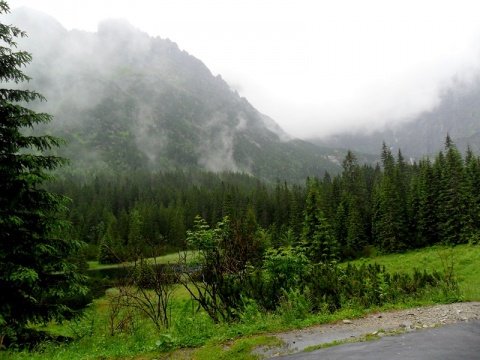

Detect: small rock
457,309,463,314
377,315,383,318
343,319,353,324
400,321,413,329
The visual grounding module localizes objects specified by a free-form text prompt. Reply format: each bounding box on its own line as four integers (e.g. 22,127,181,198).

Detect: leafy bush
307,262,446,311
277,288,313,325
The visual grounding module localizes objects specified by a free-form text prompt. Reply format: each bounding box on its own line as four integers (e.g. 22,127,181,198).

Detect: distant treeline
49,136,480,263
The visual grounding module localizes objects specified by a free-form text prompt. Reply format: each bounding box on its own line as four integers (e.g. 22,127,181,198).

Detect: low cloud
197,113,240,173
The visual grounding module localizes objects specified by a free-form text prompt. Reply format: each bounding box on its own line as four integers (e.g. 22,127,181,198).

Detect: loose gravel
255,302,480,357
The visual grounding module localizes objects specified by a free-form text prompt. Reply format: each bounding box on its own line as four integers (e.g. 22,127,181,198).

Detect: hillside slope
7,7,348,181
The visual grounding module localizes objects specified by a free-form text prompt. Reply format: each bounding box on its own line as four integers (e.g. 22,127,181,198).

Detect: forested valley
52,135,479,267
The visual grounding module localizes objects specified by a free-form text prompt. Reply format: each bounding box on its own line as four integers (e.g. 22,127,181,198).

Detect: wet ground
253,302,480,358
282,320,480,359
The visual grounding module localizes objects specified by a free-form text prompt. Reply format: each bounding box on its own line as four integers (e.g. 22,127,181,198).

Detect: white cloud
6,0,480,138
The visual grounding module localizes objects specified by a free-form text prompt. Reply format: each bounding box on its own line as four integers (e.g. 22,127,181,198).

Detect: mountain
6,7,353,182
310,77,480,160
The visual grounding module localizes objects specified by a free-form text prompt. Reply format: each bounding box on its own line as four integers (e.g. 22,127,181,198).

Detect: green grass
3,244,479,360
345,244,480,301
191,336,282,360
87,251,193,270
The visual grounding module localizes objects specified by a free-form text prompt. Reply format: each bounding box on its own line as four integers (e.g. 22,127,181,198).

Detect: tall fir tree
416,158,441,246
438,136,473,244
341,151,369,252
0,1,86,342
372,143,407,252
465,146,480,243
301,178,338,262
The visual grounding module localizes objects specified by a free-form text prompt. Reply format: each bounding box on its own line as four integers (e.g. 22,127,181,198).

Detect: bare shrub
106,248,180,334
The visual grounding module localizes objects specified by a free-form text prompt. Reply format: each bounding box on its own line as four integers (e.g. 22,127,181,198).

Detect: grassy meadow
346,244,480,301
2,244,479,360
87,251,189,270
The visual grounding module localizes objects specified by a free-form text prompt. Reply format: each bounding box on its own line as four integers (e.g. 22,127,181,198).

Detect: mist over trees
48,137,479,264
312,79,480,160
4,7,346,183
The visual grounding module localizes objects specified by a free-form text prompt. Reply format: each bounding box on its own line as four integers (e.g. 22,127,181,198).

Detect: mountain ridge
310,76,480,160
6,7,352,181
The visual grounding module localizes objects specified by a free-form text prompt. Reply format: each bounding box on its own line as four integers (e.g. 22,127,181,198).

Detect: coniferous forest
49,135,480,265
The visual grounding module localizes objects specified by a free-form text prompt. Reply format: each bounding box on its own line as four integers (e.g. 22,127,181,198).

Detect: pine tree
372,143,407,252
333,202,348,248
301,179,338,262
0,1,86,342
288,184,305,239
341,151,369,252
97,211,121,264
128,208,144,258
438,136,473,244
416,159,441,246
465,148,480,243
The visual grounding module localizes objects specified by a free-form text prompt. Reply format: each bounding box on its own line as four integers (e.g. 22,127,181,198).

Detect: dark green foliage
372,144,408,252
180,215,453,323
341,151,369,252
44,134,480,263
465,148,480,243
180,216,267,323
0,1,86,344
415,159,441,246
256,246,309,310
307,262,443,312
437,136,474,244
301,179,339,262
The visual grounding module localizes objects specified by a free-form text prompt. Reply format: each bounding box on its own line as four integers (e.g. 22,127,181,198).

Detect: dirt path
255,302,480,357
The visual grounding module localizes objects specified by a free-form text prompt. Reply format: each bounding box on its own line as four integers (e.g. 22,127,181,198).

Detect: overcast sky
6,0,480,138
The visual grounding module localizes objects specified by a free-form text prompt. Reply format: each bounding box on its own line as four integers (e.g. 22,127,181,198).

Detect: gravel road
254,302,480,358
283,320,480,360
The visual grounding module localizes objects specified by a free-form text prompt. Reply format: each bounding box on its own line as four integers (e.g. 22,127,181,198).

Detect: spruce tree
98,212,121,264
438,136,473,244
372,143,407,252
416,159,441,246
341,151,369,252
0,1,86,342
465,146,480,242
301,179,338,262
